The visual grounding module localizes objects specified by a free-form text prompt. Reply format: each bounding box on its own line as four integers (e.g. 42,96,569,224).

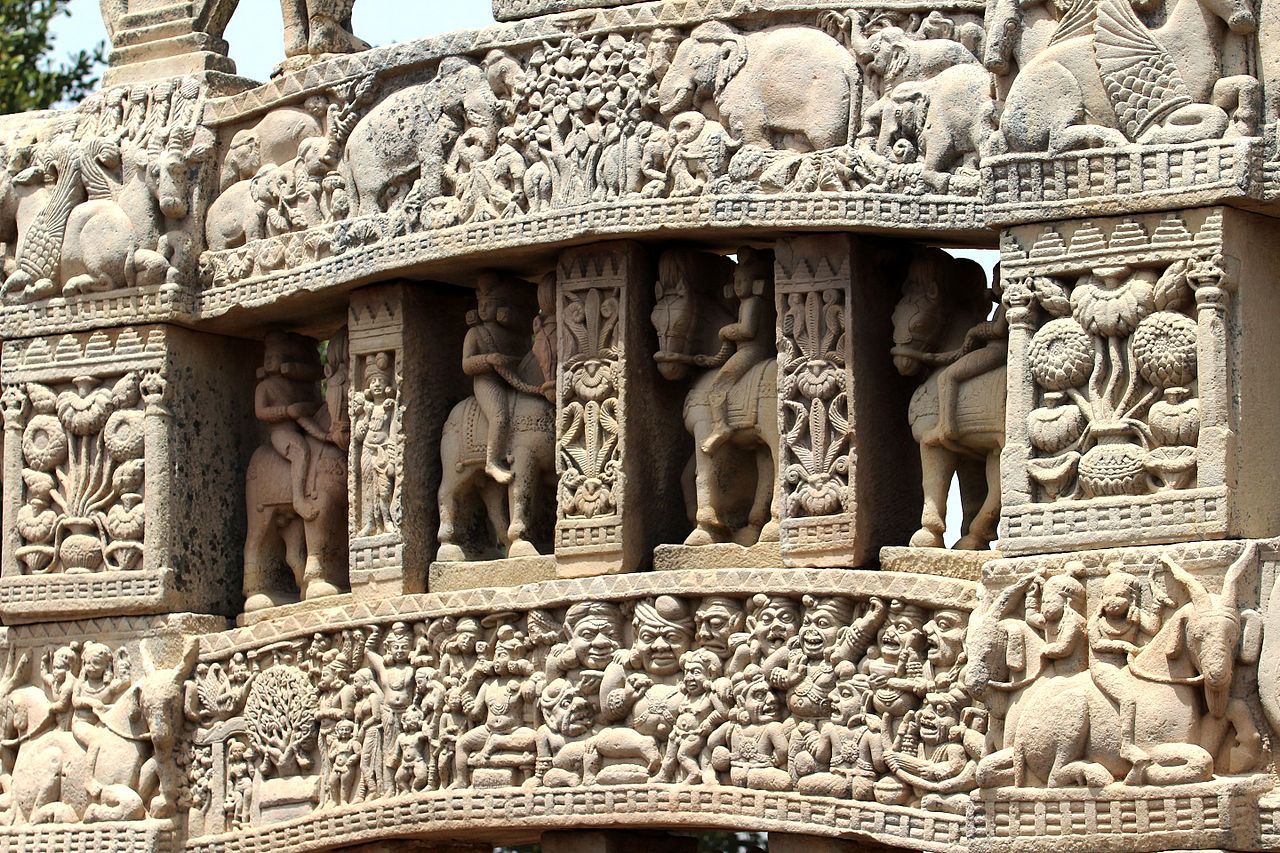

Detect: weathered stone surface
0,0,1278,851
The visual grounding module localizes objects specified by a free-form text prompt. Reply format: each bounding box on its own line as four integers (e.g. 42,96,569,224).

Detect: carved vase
1077,425,1147,498
58,517,104,572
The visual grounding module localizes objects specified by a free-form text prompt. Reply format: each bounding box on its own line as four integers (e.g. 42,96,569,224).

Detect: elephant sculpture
890,248,1004,550
999,0,1258,152
342,56,507,217
436,392,555,563
832,16,981,96
876,64,996,173
243,330,350,613
219,101,326,192
657,22,859,152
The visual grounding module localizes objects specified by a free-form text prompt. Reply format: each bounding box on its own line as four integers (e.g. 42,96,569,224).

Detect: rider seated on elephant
703,248,776,454
1088,568,1161,711
256,331,325,518
463,274,534,485
933,269,1006,443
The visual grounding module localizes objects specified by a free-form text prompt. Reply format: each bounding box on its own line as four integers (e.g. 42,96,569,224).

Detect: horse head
891,248,988,377
651,249,733,380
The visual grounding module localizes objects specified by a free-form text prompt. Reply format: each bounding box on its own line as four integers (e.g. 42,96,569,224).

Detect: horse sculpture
436,352,555,562
891,248,1004,550
652,248,779,547
978,546,1263,787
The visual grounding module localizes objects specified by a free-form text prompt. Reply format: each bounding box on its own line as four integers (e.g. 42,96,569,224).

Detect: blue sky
53,0,497,84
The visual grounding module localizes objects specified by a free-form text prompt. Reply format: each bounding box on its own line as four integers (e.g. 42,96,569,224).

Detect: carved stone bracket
0,326,257,623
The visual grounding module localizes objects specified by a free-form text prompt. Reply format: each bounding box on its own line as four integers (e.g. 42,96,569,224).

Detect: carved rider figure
255,331,325,518
463,274,533,484
702,247,776,454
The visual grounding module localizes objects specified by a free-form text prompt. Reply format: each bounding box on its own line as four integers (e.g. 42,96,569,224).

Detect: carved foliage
9,372,147,575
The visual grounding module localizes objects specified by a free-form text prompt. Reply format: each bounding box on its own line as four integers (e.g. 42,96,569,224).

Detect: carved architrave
0,326,256,622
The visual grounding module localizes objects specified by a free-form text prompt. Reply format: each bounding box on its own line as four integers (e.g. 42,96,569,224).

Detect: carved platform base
235,593,356,628
653,541,783,571
0,820,177,853
428,556,558,593
878,547,1000,581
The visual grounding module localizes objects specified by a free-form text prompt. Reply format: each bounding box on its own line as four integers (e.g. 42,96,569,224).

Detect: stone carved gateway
1,0,1280,852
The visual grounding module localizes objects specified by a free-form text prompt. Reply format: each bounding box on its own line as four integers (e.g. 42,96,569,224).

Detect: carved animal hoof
437,543,466,562
684,527,716,547
909,528,945,549
732,524,762,547
304,579,342,600
757,520,781,543
244,591,288,613
508,539,540,558
954,534,991,551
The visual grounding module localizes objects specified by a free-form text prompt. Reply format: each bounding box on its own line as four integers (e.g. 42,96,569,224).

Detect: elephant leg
955,456,984,538
686,421,727,546
506,446,540,558
280,0,309,56
280,517,308,594
910,444,956,548
243,510,287,612
956,449,1000,550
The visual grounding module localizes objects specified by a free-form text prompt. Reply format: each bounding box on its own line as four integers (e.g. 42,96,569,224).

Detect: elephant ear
714,34,748,96
887,41,911,84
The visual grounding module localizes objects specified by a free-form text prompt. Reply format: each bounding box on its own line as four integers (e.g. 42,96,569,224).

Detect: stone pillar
348,282,469,599
773,234,919,567
554,241,687,576
100,0,239,85
0,325,258,622
542,831,697,853
999,207,1280,555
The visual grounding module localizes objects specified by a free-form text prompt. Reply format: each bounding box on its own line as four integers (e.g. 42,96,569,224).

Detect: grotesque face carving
917,693,960,747
878,600,926,665
632,596,694,676
924,608,968,671
695,596,746,659
739,673,783,725
748,595,800,657
828,664,866,726
680,648,722,698
799,596,854,660
565,603,624,671
540,678,595,738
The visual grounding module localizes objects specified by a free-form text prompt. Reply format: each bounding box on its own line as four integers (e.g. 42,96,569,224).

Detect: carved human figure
706,666,790,790
324,719,361,805
463,274,531,484
601,596,694,746
1088,568,1160,710
365,624,416,789
883,692,976,812
545,602,625,709
225,740,254,827
256,331,325,516
392,707,430,794
353,352,399,536
661,649,730,783
794,661,875,799
534,678,597,787
452,677,537,787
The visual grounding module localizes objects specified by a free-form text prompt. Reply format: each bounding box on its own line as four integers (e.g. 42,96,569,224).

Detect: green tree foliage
0,0,104,113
